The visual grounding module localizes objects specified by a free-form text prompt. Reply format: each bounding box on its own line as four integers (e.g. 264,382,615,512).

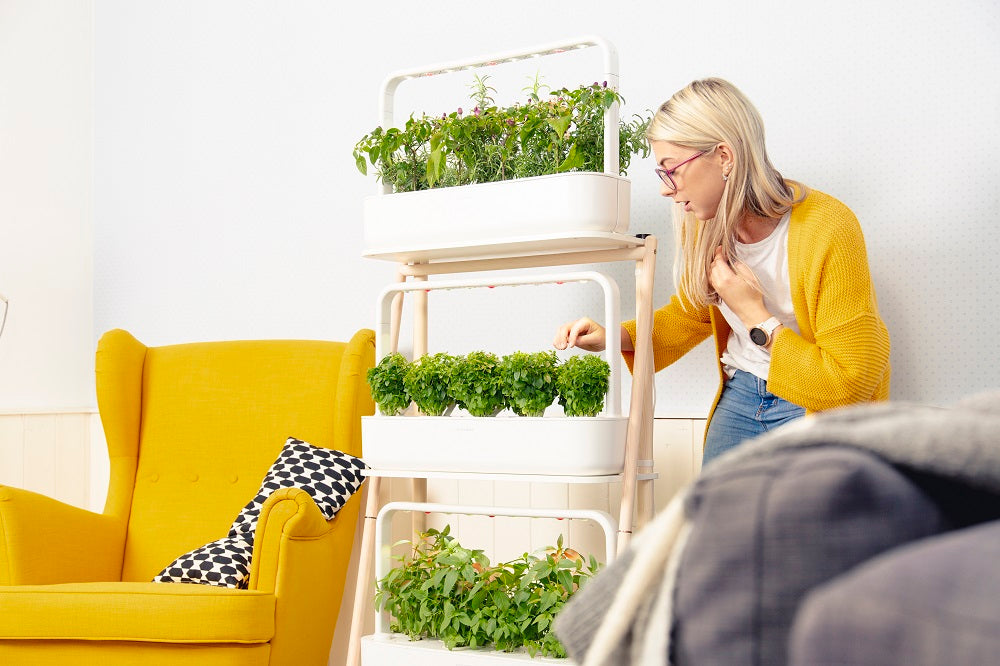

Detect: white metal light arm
374,271,622,417
372,501,619,634
376,35,621,194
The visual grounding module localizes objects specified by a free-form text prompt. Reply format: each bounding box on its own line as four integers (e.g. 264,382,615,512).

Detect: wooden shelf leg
618,237,657,553
389,271,406,355
411,272,428,537
346,476,382,666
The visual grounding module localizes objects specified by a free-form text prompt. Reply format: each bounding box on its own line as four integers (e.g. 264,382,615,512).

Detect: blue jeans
702,369,806,466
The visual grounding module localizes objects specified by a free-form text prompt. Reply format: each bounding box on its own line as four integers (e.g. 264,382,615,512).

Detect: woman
554,78,890,465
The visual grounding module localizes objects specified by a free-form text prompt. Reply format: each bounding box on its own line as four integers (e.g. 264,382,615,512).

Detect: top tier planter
361,36,632,260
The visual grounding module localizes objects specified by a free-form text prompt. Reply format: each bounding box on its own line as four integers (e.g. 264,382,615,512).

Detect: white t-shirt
718,211,800,381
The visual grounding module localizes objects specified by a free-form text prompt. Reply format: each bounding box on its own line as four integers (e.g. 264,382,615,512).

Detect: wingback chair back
0,328,375,665
105,330,372,581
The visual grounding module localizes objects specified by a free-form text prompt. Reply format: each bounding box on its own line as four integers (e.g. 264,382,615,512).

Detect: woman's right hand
554,317,608,352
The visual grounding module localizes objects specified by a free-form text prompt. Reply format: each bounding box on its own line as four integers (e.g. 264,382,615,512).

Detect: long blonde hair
646,78,806,308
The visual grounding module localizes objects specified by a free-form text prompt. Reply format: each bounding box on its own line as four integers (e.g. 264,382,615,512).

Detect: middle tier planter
362,172,630,257
361,414,628,476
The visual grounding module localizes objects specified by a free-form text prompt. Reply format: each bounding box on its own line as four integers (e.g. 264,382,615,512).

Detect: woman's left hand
709,246,767,324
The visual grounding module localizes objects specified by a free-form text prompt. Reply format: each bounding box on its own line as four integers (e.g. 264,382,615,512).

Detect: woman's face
651,140,727,220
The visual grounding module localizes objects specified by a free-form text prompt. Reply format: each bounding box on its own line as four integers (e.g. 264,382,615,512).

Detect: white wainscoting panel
0,411,94,510
396,418,707,567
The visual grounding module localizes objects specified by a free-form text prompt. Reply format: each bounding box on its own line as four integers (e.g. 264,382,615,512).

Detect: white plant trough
362,414,627,476
361,35,629,260
361,634,577,665
362,172,630,257
361,502,613,664
364,271,625,477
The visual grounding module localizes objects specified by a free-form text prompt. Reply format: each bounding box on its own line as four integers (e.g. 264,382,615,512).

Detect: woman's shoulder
790,187,864,241
792,187,856,221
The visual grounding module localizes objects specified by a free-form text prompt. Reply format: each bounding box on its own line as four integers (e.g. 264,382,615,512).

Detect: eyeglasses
654,151,705,191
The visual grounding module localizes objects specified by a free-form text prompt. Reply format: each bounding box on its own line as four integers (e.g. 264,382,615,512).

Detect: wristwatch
749,316,781,348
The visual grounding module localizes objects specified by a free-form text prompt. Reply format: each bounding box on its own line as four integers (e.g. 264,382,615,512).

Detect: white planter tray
361,415,628,476
362,172,630,259
362,634,576,665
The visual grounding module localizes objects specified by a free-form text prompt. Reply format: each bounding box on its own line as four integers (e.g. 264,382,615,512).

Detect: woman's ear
715,143,735,172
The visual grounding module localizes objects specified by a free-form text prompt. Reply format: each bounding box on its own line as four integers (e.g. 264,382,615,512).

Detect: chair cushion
0,582,274,643
153,534,253,589
229,436,367,535
789,519,1000,665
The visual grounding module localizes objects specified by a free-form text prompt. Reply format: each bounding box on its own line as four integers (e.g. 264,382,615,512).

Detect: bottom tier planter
362,634,576,665
361,415,628,476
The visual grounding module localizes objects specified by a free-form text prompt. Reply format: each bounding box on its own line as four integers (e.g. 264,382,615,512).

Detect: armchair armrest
0,486,126,585
247,486,334,592
246,485,363,665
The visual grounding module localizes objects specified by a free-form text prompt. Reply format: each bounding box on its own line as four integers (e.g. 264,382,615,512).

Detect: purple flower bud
442,113,447,119
506,118,515,126
602,80,608,88
458,107,463,115
593,81,599,87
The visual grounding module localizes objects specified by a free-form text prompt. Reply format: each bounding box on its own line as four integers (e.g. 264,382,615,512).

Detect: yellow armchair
0,328,375,665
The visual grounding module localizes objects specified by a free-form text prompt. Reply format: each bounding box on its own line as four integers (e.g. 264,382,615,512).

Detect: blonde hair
646,78,806,308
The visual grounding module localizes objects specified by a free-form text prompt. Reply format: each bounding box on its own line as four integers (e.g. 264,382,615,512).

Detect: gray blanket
554,390,1000,665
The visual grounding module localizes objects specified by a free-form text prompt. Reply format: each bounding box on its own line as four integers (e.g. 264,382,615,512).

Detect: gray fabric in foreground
554,390,1000,665
790,519,1000,665
673,446,949,666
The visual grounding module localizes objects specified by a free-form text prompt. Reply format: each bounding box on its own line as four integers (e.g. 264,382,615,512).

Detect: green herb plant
354,75,651,193
499,351,560,417
403,352,458,416
449,351,507,417
556,354,611,417
375,525,600,658
366,352,411,416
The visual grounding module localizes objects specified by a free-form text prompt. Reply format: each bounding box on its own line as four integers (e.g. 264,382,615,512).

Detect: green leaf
546,115,572,138
556,143,585,173
443,570,459,594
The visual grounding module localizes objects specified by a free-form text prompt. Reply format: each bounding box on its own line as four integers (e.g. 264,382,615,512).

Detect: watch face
749,327,767,346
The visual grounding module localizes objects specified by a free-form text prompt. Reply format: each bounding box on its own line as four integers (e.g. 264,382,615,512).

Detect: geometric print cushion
228,436,368,537
152,437,367,589
152,534,254,589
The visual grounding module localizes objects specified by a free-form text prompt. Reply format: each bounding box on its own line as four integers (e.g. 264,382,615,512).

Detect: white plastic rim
361,415,629,477
362,172,631,255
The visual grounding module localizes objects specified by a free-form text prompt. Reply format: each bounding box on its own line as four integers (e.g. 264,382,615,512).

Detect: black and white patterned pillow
153,534,253,589
153,437,366,588
229,437,367,537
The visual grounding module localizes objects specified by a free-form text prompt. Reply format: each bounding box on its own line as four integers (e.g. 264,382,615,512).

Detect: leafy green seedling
556,354,611,417
375,526,600,657
366,353,411,416
353,79,651,193
499,351,559,417
403,352,458,416
450,351,507,417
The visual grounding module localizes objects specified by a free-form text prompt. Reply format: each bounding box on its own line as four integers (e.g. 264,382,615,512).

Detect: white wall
93,0,1000,416
0,0,94,411
3,2,999,662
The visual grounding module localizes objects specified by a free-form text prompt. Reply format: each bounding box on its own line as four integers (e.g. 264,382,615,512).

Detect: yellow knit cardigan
624,188,891,428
